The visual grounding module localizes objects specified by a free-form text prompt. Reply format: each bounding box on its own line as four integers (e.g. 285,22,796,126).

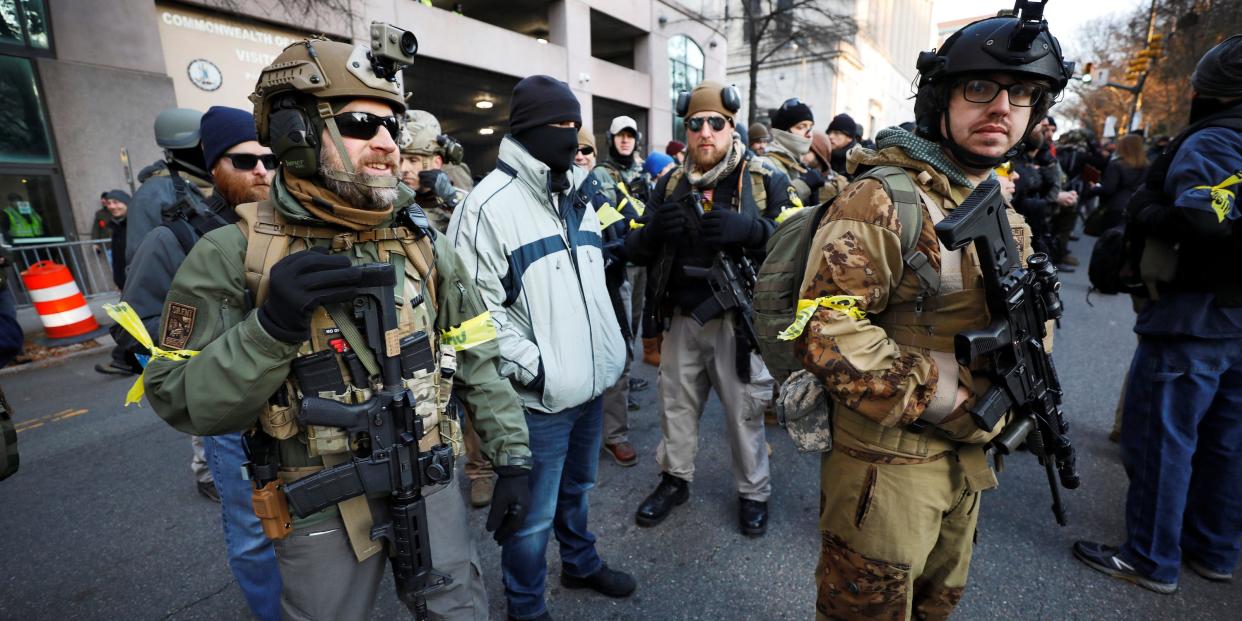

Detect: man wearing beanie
766,97,820,204
748,122,770,156
666,139,686,164
113,105,283,620
449,74,634,621
575,126,597,169
1074,34,1242,593
593,115,651,467
625,79,791,537
826,112,859,178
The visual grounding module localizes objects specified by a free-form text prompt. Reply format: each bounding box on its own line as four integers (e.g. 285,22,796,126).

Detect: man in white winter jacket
447,75,634,621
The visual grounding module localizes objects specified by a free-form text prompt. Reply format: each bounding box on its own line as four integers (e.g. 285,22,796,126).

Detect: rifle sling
325,303,381,382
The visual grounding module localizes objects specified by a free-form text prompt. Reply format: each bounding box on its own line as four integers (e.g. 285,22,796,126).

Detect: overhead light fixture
475,100,494,109
479,127,495,135
536,37,548,44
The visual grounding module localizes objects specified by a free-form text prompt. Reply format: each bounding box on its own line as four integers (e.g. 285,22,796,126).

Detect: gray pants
191,436,212,484
657,313,773,501
275,485,488,621
602,273,635,445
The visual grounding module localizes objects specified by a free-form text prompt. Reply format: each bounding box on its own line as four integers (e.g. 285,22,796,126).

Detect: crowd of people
63,4,1240,620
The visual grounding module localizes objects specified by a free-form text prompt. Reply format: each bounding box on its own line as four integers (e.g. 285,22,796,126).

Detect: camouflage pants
816,442,979,620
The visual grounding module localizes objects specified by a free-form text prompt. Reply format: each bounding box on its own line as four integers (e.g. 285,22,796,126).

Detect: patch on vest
162,302,197,349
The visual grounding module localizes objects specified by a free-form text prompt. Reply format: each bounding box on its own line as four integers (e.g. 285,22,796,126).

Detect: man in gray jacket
448,75,634,621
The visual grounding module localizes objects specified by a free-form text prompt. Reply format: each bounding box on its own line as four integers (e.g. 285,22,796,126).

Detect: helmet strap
316,101,399,190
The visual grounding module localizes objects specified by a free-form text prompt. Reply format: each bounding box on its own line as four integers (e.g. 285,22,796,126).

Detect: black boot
739,498,768,537
635,473,689,527
561,563,637,598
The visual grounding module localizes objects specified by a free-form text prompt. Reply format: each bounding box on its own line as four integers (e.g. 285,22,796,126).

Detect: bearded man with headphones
790,2,1073,618
625,79,793,537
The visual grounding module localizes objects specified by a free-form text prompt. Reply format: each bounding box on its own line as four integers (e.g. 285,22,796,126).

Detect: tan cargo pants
815,423,981,621
656,313,773,500
602,275,635,444
275,484,488,621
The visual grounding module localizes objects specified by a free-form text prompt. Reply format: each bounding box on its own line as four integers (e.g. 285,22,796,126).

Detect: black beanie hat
509,75,582,135
827,113,857,137
771,99,814,131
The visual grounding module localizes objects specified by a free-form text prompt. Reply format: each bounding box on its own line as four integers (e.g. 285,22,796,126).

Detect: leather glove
700,209,761,247
800,168,826,191
258,247,362,343
652,202,687,241
487,465,532,545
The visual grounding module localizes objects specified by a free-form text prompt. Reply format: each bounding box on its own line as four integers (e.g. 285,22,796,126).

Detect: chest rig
236,200,462,560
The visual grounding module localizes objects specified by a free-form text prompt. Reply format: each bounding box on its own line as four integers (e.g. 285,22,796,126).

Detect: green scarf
874,127,974,188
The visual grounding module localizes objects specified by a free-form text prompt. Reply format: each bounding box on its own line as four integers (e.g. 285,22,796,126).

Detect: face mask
514,125,579,175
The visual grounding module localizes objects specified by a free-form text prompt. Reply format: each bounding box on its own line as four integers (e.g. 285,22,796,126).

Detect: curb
0,342,111,377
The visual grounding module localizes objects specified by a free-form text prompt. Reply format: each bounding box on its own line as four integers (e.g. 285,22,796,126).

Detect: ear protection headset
675,84,742,118
267,95,322,179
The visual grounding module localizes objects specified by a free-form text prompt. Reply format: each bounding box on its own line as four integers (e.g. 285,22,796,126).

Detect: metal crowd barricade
4,239,118,308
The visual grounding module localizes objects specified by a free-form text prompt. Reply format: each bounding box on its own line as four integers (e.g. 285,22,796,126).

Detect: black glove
487,465,532,545
800,168,825,191
700,209,761,247
258,247,362,343
651,202,687,241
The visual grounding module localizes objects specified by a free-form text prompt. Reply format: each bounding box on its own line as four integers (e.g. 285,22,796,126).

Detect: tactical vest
236,200,461,561
4,206,43,238
662,156,774,212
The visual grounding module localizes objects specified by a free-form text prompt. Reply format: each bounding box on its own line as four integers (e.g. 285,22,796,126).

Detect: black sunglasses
333,111,401,140
578,146,594,156
224,153,277,171
685,116,729,133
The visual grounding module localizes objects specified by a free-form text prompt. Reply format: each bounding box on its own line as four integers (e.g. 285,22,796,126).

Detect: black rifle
681,192,761,379
935,179,1081,526
281,263,453,618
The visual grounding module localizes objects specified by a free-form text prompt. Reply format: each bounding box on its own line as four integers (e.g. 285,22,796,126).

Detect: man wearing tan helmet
144,33,532,620
399,110,469,234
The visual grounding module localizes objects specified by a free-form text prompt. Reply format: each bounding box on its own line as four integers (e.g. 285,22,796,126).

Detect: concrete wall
42,0,177,236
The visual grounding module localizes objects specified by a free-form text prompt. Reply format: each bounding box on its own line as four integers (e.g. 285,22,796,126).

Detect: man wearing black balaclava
447,74,636,621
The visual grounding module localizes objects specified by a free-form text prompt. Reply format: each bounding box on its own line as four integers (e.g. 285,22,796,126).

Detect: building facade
726,0,934,140
0,0,727,244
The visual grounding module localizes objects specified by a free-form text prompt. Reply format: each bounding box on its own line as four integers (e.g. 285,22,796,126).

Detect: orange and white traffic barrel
20,261,100,339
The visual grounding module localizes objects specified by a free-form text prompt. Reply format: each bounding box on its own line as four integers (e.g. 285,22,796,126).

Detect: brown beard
214,169,270,206
319,143,399,210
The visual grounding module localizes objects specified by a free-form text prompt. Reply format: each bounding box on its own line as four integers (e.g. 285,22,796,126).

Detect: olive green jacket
144,178,531,470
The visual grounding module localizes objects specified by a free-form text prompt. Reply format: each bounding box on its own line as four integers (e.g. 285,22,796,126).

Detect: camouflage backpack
755,165,929,452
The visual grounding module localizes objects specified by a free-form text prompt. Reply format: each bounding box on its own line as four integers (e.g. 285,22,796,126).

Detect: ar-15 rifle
934,179,1081,526
281,263,454,619
681,192,761,379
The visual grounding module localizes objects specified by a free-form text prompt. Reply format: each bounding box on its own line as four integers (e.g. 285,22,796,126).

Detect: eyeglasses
685,116,729,133
224,153,277,171
333,111,401,140
960,79,1047,108
577,146,594,156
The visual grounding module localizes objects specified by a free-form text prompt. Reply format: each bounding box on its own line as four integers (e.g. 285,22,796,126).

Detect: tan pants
602,275,635,444
656,313,773,500
462,408,492,482
815,436,979,620
276,485,488,621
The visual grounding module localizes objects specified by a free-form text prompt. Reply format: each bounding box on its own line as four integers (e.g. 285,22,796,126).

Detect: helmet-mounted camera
368,22,417,82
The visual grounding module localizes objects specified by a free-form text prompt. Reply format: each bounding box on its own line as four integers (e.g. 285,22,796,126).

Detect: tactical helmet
400,109,442,156
154,108,204,150
913,0,1074,168
249,33,410,188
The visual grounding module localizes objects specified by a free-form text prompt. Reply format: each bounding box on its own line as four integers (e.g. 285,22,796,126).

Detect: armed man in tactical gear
625,80,792,537
764,97,819,206
144,32,532,620
400,110,468,234
125,108,214,265
791,2,1072,618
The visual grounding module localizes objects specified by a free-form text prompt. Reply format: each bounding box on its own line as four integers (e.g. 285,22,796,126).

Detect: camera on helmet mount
369,22,418,82
436,135,464,165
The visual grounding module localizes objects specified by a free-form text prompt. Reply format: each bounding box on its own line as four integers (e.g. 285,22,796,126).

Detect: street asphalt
1,235,1239,620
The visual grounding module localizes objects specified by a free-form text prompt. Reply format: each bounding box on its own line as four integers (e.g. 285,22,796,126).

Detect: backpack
754,166,928,384
1088,110,1242,298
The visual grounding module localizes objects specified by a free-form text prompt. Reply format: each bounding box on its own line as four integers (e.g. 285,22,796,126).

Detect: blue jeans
501,398,605,620
1118,336,1242,584
203,433,283,621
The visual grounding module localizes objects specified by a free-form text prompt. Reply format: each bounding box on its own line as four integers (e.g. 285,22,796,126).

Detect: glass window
0,55,54,165
0,1,22,46
0,0,48,50
23,0,48,49
668,35,704,144
1,174,65,246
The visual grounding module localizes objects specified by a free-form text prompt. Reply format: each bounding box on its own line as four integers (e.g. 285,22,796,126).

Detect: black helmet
913,0,1074,169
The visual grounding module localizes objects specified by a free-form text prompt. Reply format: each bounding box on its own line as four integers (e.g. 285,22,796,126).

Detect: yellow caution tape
775,205,804,224
617,182,645,216
777,296,867,341
103,303,200,406
440,310,499,352
596,202,626,228
1193,172,1242,223
629,219,645,230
